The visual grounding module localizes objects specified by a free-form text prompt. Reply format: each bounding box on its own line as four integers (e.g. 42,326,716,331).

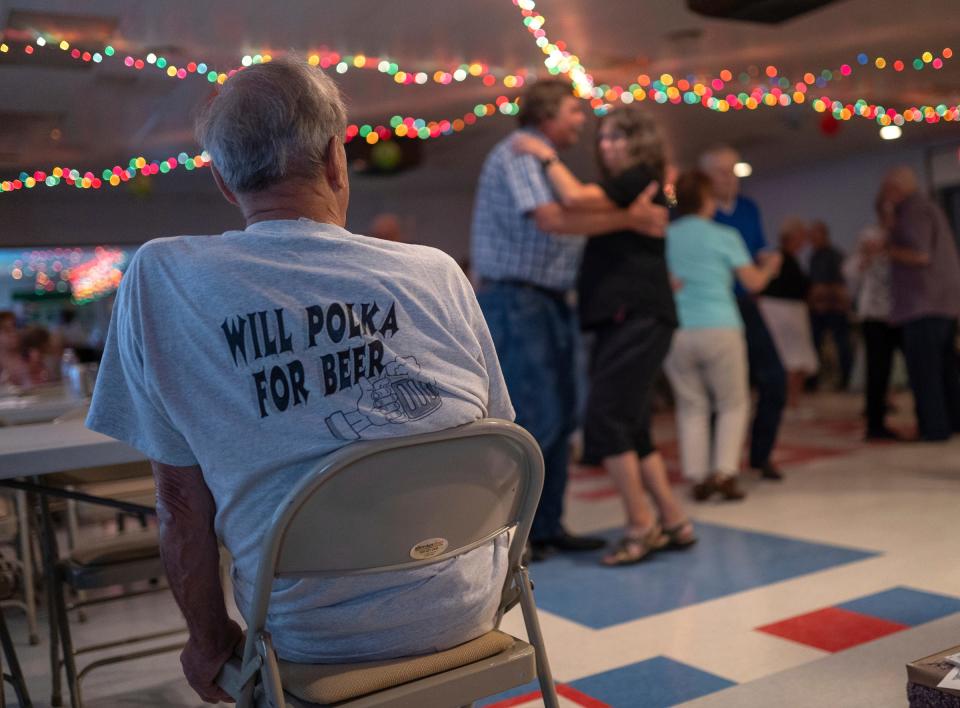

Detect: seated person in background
0,311,26,387
18,326,54,386
87,57,514,703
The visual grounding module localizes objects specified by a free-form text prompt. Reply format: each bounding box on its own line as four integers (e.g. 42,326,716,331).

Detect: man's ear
210,164,239,206
324,136,346,191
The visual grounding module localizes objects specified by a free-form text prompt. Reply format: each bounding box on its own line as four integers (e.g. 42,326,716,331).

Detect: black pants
583,316,674,464
811,311,854,387
901,316,960,441
862,320,901,434
738,297,787,467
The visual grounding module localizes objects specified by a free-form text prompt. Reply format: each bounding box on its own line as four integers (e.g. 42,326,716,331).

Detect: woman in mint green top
664,172,781,502
668,217,752,329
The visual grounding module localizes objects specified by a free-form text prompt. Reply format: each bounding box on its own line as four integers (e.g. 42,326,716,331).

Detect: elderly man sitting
86,57,513,703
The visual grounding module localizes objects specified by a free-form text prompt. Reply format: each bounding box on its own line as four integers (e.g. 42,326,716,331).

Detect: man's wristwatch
540,155,558,169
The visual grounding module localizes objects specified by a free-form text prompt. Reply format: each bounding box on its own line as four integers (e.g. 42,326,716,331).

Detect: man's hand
628,182,669,237
181,619,244,703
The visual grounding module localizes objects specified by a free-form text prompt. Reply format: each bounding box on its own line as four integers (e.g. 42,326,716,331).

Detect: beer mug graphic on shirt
325,356,443,441
390,377,442,420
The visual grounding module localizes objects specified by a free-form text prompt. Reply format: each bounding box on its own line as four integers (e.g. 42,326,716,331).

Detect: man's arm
152,461,242,704
888,205,934,267
532,182,667,238
888,245,931,266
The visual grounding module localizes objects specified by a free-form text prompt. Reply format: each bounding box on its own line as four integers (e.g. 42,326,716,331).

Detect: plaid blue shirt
470,129,585,291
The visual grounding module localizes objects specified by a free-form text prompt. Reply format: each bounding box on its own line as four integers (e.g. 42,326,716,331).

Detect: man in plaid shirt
470,80,668,561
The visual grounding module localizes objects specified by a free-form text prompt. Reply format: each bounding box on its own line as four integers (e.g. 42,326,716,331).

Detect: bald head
881,166,919,205
699,144,740,206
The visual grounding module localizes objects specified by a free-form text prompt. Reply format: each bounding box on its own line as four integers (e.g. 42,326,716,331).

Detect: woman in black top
514,105,695,565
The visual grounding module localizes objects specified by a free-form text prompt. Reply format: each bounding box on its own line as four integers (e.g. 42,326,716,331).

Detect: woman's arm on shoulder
512,134,615,211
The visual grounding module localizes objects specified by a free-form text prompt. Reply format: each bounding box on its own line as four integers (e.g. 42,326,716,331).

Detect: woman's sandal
663,520,698,550
602,524,669,566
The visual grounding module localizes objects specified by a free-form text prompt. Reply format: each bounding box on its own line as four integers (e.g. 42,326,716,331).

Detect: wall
742,140,960,252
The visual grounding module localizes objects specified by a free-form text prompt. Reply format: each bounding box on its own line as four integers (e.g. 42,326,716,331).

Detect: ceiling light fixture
880,125,902,140
733,161,753,177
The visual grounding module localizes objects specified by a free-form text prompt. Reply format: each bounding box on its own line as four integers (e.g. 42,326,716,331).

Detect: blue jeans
738,297,787,467
478,282,578,542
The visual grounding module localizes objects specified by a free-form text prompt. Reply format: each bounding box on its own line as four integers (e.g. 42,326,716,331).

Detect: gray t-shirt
87,218,514,663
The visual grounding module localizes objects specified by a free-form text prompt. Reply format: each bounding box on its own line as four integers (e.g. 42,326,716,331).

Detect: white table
0,396,89,427
0,420,148,706
0,420,144,479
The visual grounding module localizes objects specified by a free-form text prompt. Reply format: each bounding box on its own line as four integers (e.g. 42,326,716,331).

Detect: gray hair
195,57,348,193
698,143,739,170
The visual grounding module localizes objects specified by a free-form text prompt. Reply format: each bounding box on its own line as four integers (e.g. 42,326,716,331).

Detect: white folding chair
218,419,559,707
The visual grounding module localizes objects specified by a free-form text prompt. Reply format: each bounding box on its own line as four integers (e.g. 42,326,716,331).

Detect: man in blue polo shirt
471,79,669,560
700,145,787,481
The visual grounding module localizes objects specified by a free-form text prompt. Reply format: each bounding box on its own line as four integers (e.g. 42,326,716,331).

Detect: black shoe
526,542,554,563
538,530,606,553
756,463,784,481
865,427,900,441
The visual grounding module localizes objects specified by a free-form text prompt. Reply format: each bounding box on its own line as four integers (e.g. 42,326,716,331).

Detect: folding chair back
229,419,558,708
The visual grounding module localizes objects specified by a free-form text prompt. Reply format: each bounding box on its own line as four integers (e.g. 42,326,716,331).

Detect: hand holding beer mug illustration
325,356,443,440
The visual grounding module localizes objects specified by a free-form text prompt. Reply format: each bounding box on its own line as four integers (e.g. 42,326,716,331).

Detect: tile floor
3,391,959,707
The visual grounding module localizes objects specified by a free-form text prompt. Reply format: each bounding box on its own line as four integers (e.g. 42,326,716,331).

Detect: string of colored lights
0,0,957,199
512,0,594,97
0,31,533,90
0,96,520,194
510,0,957,125
303,51,529,90
0,152,211,195
588,49,955,113
2,15,954,127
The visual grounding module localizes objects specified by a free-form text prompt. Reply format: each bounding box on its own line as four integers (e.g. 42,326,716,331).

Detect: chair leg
0,632,6,708
34,486,79,707
516,566,559,708
53,578,81,708
64,492,87,624
0,606,32,707
14,492,39,645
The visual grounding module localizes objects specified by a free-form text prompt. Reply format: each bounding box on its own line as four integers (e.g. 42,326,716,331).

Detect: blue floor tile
529,522,877,629
568,656,735,708
836,586,960,627
476,679,539,706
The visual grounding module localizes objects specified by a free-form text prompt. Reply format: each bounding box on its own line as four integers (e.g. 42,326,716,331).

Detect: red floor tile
485,684,611,707
757,606,909,652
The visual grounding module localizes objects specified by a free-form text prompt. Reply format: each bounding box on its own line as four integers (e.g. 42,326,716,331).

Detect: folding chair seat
49,526,187,707
217,420,559,708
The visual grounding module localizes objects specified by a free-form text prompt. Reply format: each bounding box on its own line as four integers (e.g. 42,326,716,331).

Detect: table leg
14,491,39,645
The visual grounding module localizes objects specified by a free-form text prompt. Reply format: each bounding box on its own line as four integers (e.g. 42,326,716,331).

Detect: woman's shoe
602,524,668,566
691,475,718,501
663,520,698,549
715,475,746,501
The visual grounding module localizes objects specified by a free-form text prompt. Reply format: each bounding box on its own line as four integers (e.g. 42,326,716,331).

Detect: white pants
664,328,749,481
